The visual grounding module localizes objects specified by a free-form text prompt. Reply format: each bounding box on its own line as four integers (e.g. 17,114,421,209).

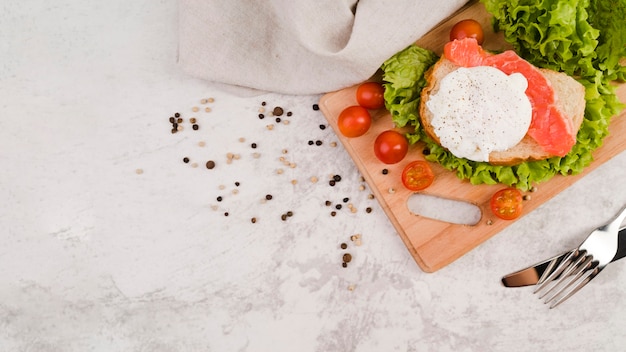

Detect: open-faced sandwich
381,0,625,190
420,38,586,166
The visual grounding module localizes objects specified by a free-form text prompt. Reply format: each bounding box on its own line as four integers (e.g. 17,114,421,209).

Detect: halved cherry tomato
490,188,523,220
337,105,372,138
401,160,435,191
356,82,385,109
450,19,484,45
374,130,408,164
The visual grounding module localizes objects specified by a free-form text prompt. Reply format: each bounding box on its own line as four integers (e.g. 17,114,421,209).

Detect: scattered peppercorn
261,101,266,106
286,211,293,217
235,182,240,187
331,211,337,217
319,124,326,130
315,140,323,146
206,160,216,169
308,140,314,145
251,217,257,223
258,114,265,119
325,200,332,206
329,180,336,186
251,143,257,148
335,204,342,210
217,196,223,202
174,112,180,117
343,198,349,203
281,214,287,221
275,117,281,123
366,207,372,213
333,175,342,182
286,111,292,117
340,243,347,249
224,212,229,217
382,169,389,175
312,104,319,111
342,253,352,263
273,107,284,116
183,157,190,163
265,194,273,200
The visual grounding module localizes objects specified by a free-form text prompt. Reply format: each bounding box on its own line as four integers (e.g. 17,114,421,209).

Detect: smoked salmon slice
443,38,576,157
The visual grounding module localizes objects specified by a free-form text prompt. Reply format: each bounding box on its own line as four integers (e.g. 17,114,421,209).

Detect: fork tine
541,255,594,302
536,252,589,299
533,250,578,293
549,265,602,309
536,251,571,286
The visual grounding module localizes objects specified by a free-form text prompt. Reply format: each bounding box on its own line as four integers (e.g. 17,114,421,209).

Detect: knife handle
613,227,626,262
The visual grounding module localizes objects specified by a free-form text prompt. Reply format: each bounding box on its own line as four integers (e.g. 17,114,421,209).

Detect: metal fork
533,205,626,308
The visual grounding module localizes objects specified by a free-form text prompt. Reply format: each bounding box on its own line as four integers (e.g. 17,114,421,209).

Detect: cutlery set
502,205,626,308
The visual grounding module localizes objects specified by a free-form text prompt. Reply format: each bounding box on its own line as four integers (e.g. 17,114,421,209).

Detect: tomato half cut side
401,160,435,191
490,188,523,220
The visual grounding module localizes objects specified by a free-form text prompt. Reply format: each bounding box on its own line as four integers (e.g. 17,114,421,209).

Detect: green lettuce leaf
381,45,439,142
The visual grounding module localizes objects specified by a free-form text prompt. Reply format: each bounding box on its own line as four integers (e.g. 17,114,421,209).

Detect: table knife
501,225,626,287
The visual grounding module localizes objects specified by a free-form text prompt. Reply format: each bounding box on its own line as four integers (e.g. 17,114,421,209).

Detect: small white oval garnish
407,193,482,225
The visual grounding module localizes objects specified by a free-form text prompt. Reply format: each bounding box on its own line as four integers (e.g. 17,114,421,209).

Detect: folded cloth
178,0,468,95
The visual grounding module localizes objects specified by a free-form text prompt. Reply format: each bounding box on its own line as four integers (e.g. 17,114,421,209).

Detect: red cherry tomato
356,82,385,109
337,105,372,138
401,160,435,191
490,188,523,220
450,19,484,45
374,130,408,164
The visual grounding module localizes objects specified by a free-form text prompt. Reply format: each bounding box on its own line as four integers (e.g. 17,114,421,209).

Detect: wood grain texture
318,1,626,273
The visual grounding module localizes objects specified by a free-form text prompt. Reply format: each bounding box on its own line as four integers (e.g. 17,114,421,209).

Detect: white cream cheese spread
426,66,532,162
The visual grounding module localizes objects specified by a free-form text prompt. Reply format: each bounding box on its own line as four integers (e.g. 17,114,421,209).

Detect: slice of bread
419,57,586,165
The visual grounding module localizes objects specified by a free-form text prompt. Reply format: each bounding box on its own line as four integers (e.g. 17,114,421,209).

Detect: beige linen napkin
178,0,468,94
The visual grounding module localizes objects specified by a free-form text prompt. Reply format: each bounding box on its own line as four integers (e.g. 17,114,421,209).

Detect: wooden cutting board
318,1,626,273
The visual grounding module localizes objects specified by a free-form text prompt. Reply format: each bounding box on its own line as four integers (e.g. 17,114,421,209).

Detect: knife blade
501,225,626,287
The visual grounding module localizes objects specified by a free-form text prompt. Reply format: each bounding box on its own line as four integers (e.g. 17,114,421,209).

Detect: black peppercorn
273,107,284,116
